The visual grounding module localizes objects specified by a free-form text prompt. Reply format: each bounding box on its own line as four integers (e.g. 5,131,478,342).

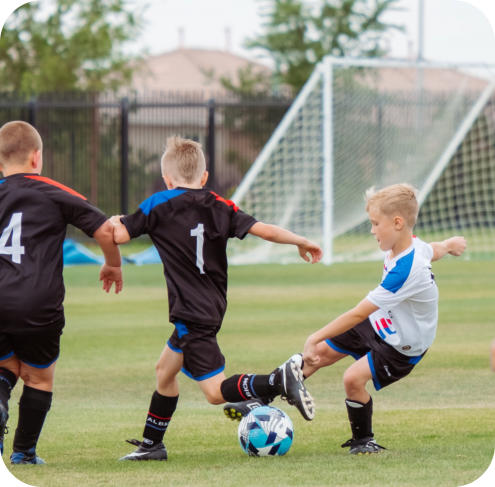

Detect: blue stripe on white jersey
139,188,186,215
380,249,415,293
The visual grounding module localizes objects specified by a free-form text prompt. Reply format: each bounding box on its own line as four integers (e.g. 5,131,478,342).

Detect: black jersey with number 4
122,188,257,326
0,173,107,330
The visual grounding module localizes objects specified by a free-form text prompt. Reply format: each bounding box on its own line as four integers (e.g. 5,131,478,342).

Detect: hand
303,336,321,367
298,240,323,264
100,264,123,294
109,215,124,226
447,236,467,256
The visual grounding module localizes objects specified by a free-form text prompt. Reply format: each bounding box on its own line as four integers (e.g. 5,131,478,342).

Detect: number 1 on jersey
0,212,25,264
190,223,205,274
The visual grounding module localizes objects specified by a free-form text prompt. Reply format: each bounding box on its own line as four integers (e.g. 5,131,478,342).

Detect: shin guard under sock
220,372,279,402
13,385,52,453
142,391,178,447
345,397,373,440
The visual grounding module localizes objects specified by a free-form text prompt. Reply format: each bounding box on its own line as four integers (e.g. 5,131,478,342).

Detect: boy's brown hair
0,121,42,167
161,136,206,184
365,183,419,228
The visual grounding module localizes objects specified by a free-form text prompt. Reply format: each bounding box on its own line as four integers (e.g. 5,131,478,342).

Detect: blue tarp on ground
63,240,161,266
63,238,104,266
126,245,161,265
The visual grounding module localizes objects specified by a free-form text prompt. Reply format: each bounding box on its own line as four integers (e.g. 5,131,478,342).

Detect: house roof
363,66,490,94
131,48,271,95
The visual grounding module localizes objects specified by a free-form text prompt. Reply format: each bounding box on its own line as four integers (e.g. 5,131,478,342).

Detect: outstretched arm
248,222,323,263
430,236,466,262
303,298,378,366
93,220,123,294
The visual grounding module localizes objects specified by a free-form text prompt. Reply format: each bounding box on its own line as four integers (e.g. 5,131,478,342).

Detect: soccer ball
238,405,294,456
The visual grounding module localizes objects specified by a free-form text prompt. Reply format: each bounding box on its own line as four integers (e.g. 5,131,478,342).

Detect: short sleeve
121,209,148,238
54,190,107,237
22,175,107,237
367,283,414,310
69,202,107,237
230,209,257,239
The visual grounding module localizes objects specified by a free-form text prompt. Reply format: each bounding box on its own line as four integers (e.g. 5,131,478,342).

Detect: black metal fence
0,92,291,215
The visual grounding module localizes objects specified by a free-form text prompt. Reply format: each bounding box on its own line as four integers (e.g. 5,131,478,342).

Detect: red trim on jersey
24,175,87,200
210,191,238,212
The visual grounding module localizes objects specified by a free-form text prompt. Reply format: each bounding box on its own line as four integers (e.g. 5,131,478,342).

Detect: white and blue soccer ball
238,406,294,456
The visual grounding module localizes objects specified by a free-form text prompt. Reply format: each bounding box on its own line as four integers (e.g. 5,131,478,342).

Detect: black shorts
167,320,225,381
0,319,65,368
326,319,426,391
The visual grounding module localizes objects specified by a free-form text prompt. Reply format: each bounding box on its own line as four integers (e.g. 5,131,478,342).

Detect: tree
0,0,144,93
246,0,403,91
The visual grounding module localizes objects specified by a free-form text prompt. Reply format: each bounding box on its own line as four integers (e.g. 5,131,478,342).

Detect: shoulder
412,236,434,260
209,191,239,212
22,175,88,201
139,188,187,215
381,248,415,293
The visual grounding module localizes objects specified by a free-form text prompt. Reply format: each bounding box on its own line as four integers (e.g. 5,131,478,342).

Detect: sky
0,0,495,68
122,0,495,67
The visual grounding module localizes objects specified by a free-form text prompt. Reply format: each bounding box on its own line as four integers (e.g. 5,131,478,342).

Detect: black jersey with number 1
121,187,257,327
0,173,107,330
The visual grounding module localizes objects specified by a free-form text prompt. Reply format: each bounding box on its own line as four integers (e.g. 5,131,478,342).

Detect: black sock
220,372,280,402
345,397,373,440
142,391,178,447
13,385,52,453
0,367,18,411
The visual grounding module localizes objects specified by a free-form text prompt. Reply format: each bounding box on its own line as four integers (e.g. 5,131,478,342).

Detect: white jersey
367,237,438,357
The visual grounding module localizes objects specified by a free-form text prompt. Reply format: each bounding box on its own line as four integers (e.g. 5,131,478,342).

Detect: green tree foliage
247,0,403,91
0,0,143,93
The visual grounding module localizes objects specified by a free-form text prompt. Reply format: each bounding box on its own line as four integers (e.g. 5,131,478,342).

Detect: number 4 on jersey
0,212,25,264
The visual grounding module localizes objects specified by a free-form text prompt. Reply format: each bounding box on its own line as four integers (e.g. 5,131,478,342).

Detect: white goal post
229,56,495,264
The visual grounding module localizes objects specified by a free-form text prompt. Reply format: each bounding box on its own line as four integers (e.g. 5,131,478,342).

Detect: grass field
2,259,494,487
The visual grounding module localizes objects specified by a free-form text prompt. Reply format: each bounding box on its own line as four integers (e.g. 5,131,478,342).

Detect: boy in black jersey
0,121,123,464
113,136,322,461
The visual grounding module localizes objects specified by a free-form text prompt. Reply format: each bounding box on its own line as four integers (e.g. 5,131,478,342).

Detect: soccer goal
228,56,495,264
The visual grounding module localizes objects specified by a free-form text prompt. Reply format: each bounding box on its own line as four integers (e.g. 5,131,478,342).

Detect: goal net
228,57,495,264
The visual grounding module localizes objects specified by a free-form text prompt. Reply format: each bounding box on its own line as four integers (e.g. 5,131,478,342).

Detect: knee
18,368,36,386
19,370,52,390
203,388,224,405
343,369,366,395
155,361,163,379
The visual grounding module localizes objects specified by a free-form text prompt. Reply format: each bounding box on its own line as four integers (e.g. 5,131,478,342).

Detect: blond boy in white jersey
302,183,466,454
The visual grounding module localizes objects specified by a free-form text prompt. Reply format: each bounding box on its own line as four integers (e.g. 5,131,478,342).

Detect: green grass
3,260,495,487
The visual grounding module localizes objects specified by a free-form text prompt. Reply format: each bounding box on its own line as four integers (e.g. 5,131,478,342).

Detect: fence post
207,98,216,190
120,97,129,215
28,97,37,126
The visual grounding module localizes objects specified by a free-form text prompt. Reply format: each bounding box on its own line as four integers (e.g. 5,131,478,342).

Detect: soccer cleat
278,353,315,421
0,402,8,455
118,439,168,461
10,448,46,464
223,399,268,421
341,437,386,455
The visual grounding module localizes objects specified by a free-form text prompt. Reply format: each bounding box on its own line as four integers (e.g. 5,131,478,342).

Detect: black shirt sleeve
42,181,107,237
62,197,107,237
230,208,257,239
121,209,149,238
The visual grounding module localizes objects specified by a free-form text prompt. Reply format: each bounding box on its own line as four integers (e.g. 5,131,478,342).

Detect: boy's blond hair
0,121,42,167
365,183,419,228
161,136,206,184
